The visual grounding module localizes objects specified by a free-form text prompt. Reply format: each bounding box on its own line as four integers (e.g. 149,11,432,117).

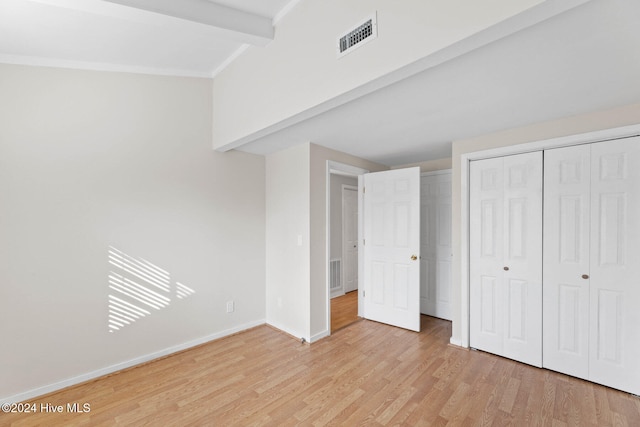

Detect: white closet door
420,171,452,320
543,145,591,379
589,137,640,395
470,157,505,356
501,153,543,366
470,152,542,367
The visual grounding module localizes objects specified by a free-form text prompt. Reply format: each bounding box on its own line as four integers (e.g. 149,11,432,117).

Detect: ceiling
0,0,294,77
235,0,640,165
1,0,639,166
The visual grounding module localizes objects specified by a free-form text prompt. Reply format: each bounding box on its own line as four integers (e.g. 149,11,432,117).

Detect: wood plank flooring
3,317,639,426
330,291,359,332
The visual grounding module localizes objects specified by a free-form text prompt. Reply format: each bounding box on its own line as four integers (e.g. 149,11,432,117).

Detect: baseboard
449,337,463,347
265,320,307,343
310,329,330,343
0,319,265,405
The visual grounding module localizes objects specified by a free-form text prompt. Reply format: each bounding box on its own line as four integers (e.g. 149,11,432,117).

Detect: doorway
326,161,369,334
329,173,359,331
325,162,422,335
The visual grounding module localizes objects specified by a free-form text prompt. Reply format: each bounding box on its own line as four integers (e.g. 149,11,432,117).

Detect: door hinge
363,239,365,245
363,290,365,297
363,186,365,193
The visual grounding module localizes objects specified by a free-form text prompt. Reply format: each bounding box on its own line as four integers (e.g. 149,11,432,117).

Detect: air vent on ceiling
337,14,377,57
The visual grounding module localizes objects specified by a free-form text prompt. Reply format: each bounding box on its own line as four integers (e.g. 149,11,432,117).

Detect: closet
469,136,640,395
543,138,640,395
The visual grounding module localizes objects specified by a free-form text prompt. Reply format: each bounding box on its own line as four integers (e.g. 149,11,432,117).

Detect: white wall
0,64,266,401
449,102,640,345
392,157,453,173
265,143,385,342
265,143,311,341
212,0,552,150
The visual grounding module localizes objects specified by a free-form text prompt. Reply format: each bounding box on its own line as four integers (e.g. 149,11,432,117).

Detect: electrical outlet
226,301,234,313
277,297,283,308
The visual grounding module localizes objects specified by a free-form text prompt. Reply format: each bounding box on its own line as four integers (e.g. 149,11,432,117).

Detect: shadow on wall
107,246,195,333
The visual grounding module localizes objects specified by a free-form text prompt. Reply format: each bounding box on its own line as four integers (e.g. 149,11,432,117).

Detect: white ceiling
235,0,640,165
1,0,639,166
211,0,293,18
0,0,294,77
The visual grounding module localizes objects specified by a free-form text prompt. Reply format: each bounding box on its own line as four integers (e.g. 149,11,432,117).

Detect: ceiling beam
28,0,274,46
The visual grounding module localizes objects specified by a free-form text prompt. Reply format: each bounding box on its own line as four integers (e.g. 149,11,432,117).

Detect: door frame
326,161,369,336
341,184,358,294
459,123,640,348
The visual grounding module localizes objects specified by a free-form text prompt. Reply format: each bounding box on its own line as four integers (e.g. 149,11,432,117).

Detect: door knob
411,255,418,261
582,274,589,279
504,266,509,271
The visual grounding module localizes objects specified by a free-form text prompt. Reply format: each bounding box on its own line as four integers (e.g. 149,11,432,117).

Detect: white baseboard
310,329,329,343
0,319,265,405
449,336,463,347
265,320,307,343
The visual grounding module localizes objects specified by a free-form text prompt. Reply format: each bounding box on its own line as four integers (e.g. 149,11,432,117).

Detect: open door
362,167,421,332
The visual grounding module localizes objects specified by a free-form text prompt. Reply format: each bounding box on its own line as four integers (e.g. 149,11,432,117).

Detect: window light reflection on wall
107,246,195,332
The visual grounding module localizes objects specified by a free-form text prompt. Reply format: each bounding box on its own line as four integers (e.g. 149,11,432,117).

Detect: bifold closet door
470,151,542,367
544,138,640,395
543,145,591,379
590,138,640,395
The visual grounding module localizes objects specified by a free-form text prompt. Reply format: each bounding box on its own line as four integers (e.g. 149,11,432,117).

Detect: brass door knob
504,266,509,271
582,274,589,279
411,255,418,261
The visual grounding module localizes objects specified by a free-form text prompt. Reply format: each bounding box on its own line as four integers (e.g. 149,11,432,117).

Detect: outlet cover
226,301,234,313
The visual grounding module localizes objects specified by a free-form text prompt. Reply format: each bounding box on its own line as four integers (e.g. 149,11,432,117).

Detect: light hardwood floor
3,317,639,426
330,291,359,332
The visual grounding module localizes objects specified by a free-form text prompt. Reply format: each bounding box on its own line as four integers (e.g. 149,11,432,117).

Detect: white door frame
326,161,369,336
342,184,358,294
459,124,640,348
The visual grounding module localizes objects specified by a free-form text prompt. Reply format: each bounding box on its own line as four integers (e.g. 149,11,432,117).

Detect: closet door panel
470,157,504,355
589,137,640,395
543,145,590,379
470,152,542,367
502,152,543,367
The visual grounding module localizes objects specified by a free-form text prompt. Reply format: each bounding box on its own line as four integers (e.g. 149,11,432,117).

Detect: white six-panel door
420,171,452,320
543,144,591,379
588,138,640,395
363,167,421,332
470,152,543,367
470,157,504,356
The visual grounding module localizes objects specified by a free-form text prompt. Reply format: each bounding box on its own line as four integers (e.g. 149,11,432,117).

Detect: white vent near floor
330,259,342,290
337,13,377,57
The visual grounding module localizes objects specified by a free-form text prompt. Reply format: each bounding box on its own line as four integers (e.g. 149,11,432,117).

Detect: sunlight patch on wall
108,246,196,333
176,282,195,299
